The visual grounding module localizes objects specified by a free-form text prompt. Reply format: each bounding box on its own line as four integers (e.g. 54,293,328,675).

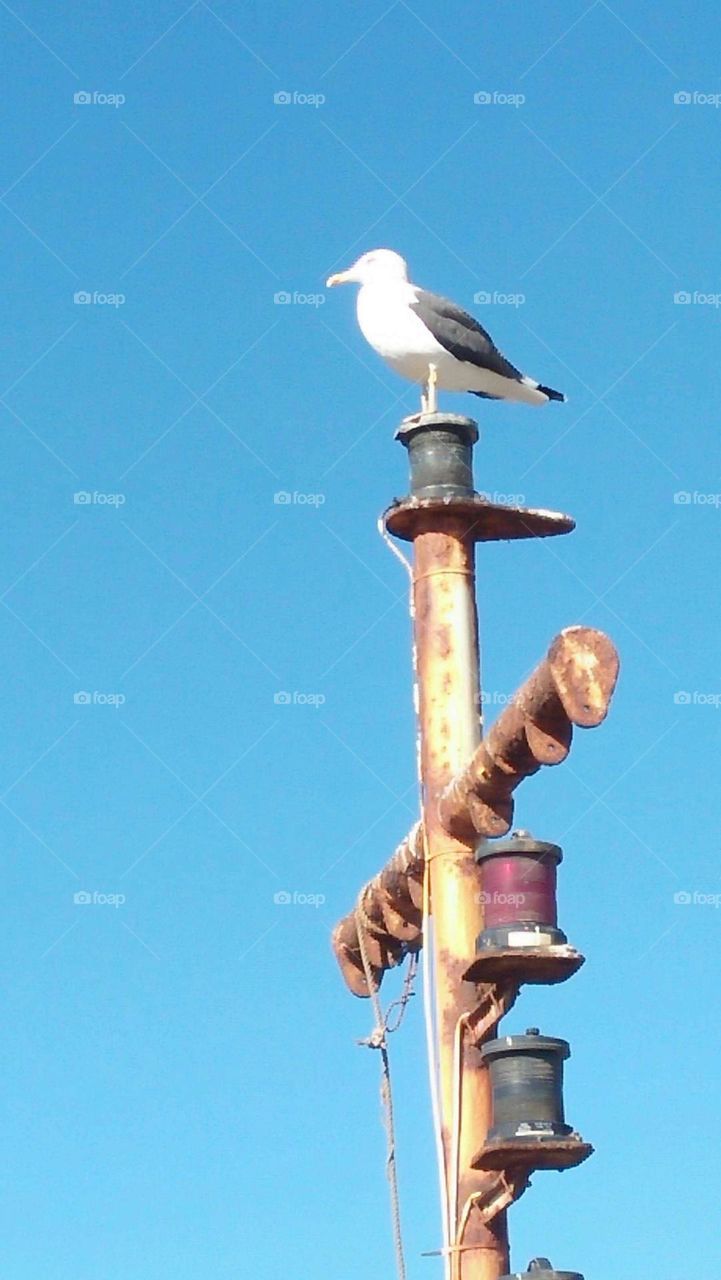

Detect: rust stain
435,625,453,660
331,626,620,994
439,626,620,841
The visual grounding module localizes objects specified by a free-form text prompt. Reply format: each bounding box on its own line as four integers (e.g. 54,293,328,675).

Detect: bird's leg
420,382,428,413
426,363,438,414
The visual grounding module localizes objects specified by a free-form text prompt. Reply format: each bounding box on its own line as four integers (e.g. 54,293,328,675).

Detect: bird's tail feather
537,384,565,402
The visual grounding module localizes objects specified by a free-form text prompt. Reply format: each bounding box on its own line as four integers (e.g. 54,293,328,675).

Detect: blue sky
1,2,719,1276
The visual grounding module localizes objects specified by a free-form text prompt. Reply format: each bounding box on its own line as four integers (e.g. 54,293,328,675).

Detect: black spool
395,413,478,499
480,1028,571,1140
500,1259,584,1280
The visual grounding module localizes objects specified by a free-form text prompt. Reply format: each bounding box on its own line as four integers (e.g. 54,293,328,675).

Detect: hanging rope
355,901,417,1280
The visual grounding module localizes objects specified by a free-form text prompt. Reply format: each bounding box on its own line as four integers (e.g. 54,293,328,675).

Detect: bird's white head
326,248,409,289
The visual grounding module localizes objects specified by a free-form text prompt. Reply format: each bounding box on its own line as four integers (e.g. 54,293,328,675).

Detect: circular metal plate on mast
384,493,576,543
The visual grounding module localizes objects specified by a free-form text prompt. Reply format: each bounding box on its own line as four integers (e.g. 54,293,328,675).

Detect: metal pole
390,413,510,1280
411,518,510,1280
329,410,577,1278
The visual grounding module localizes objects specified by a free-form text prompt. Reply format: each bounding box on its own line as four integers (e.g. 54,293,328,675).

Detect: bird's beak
326,269,352,287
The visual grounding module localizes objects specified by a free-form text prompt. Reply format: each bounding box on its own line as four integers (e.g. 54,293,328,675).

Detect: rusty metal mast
332,412,619,1280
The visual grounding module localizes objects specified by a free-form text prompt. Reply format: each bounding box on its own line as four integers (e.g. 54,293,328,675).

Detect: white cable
377,513,413,583
449,1013,468,1255
422,888,451,1280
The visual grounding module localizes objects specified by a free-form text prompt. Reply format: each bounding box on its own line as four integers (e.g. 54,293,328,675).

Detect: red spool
477,832,562,932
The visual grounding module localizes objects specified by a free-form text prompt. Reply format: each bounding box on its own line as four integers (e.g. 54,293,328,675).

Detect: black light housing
500,1259,584,1280
395,413,478,498
481,1028,572,1141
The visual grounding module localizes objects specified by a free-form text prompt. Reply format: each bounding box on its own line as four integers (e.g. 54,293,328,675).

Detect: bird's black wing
409,289,524,384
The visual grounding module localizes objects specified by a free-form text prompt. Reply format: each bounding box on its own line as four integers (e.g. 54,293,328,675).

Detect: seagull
327,248,565,412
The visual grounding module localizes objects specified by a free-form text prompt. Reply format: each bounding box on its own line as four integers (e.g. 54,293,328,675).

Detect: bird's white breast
343,264,554,403
356,282,445,377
